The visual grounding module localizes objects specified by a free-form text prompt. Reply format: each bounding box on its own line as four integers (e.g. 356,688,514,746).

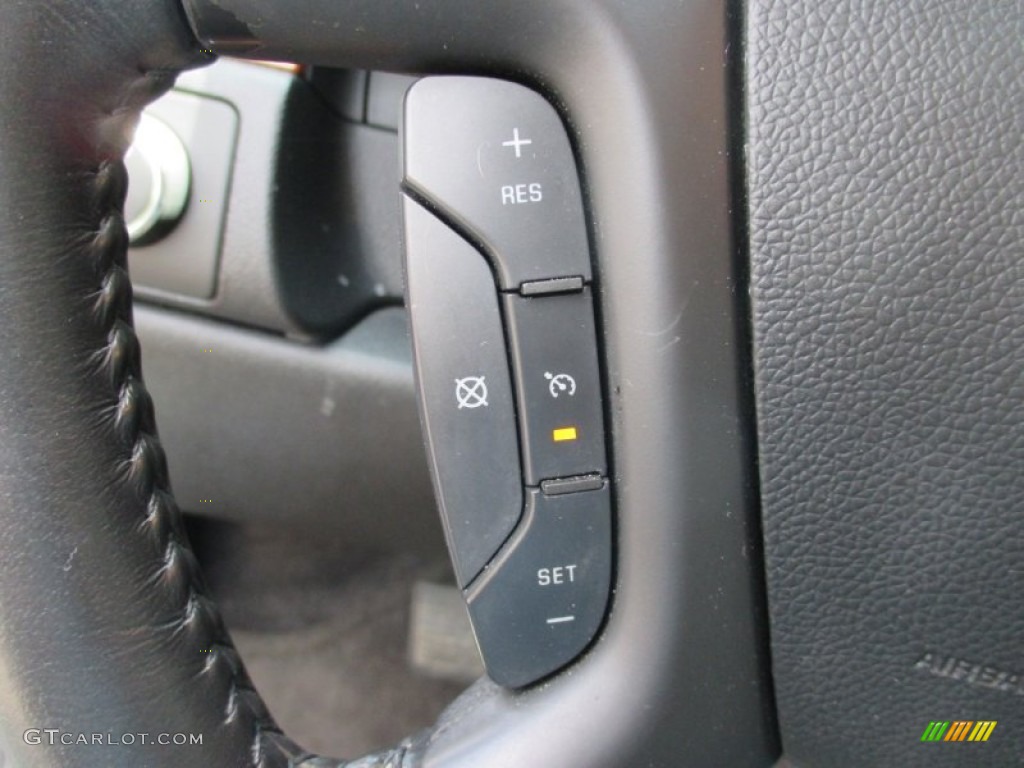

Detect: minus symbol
546,615,576,625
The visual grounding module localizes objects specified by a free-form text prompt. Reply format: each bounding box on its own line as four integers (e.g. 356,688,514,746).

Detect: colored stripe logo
921,721,996,742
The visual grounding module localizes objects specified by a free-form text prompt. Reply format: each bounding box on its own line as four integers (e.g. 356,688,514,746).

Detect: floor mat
189,517,466,758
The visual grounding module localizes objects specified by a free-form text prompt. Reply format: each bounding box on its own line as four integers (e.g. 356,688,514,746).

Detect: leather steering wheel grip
0,3,397,766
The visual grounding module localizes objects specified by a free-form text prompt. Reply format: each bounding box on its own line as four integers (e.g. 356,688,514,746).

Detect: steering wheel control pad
402,77,611,687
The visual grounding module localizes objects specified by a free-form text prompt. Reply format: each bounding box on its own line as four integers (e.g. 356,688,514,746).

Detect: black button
404,77,591,289
403,197,523,588
466,486,612,688
504,290,607,484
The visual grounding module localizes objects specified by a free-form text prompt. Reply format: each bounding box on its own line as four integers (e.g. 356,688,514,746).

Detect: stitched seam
91,63,302,768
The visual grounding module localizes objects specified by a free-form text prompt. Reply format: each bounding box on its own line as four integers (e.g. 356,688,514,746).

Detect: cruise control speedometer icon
544,371,577,398
455,376,489,409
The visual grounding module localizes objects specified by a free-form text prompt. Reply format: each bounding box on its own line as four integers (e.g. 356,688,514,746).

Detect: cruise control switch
402,76,612,688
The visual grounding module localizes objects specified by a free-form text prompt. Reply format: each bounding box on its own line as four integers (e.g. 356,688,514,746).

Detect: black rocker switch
466,486,612,688
404,76,591,289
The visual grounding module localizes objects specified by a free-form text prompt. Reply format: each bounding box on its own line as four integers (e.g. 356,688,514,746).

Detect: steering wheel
1,0,1020,766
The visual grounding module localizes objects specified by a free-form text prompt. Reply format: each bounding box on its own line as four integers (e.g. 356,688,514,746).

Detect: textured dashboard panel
747,1,1024,766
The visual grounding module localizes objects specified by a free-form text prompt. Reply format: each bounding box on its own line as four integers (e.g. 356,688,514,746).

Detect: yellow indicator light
552,426,578,442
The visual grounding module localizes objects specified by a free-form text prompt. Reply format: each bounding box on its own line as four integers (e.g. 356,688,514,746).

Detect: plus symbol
501,127,532,159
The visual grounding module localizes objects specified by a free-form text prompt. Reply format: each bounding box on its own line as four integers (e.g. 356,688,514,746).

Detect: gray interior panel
136,59,408,337
130,89,237,300
135,305,446,558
